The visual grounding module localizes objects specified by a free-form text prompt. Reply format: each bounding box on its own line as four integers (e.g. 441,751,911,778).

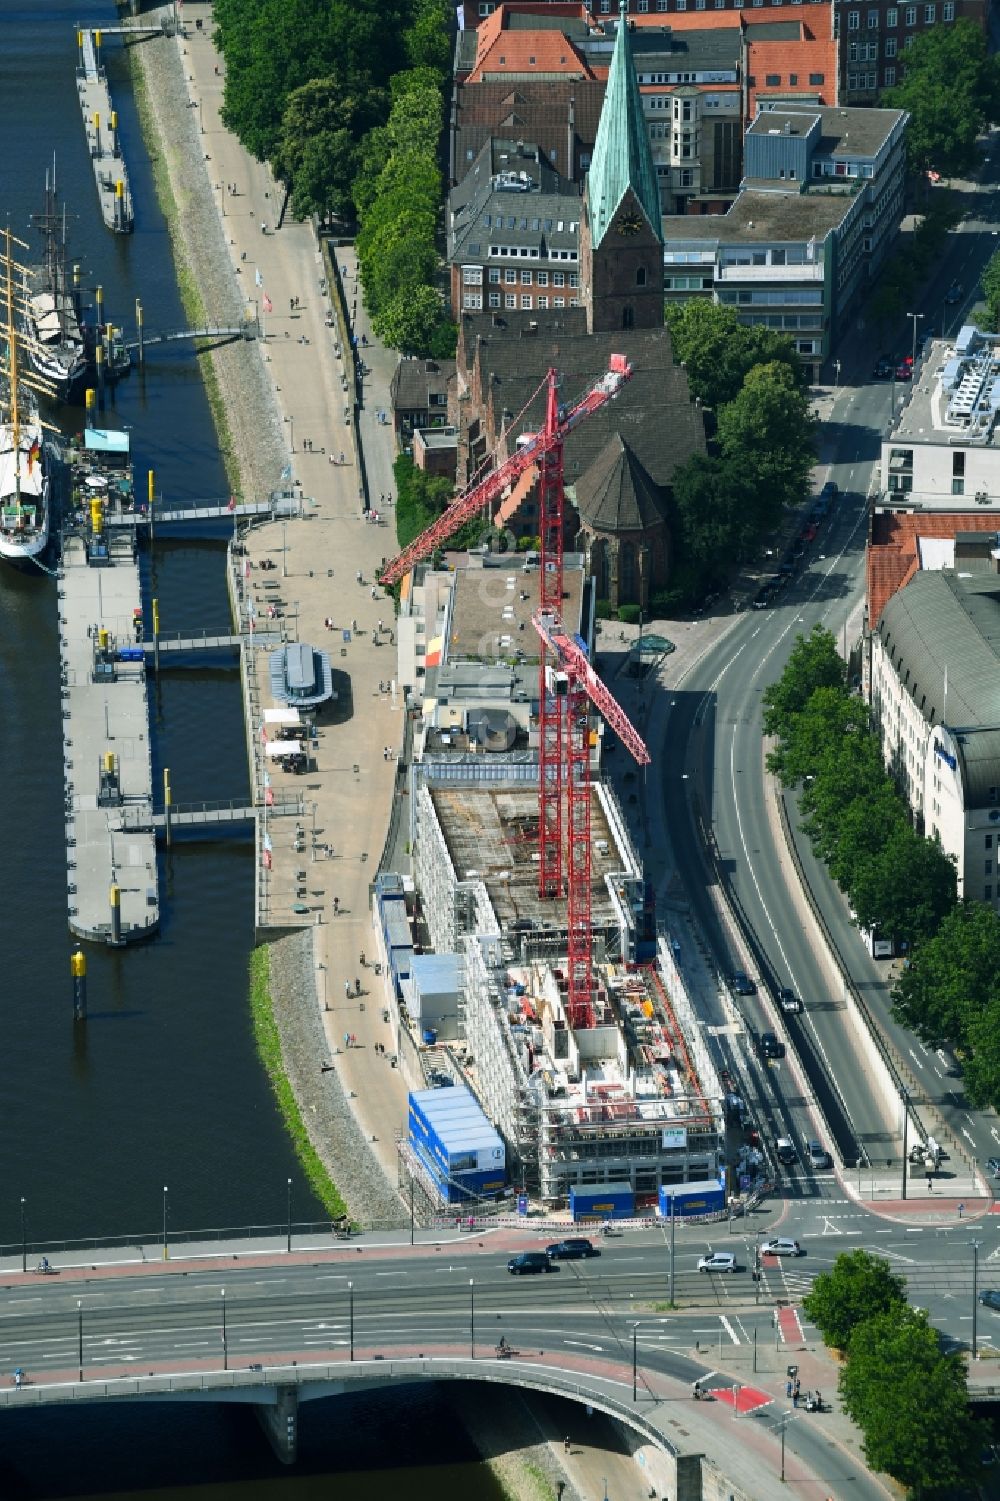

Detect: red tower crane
379,356,651,1028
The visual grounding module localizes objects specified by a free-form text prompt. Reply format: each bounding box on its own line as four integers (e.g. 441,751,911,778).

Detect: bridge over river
0,1229,900,1499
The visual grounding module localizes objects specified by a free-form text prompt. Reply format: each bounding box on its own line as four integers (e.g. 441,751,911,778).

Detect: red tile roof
470,24,595,81
868,512,1000,629
746,36,838,112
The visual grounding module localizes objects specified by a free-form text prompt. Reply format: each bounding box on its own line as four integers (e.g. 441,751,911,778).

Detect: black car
872,357,894,380
730,971,757,996
979,1289,1000,1310
759,1032,785,1060
945,280,963,305
508,1252,556,1275
545,1238,600,1260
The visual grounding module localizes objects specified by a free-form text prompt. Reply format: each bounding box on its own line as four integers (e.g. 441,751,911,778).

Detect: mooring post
148,468,155,544
115,179,125,232
71,946,87,1022
152,596,160,677
163,767,172,849
136,299,144,370
109,882,121,946
110,109,118,158
95,341,104,406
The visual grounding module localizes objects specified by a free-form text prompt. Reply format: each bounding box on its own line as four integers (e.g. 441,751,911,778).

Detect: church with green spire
579,0,665,335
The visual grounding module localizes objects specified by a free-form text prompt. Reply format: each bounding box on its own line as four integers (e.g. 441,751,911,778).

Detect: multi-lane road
652,145,1000,1193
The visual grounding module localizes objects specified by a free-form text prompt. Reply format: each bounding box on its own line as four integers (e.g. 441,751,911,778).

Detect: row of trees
662,302,816,607
804,1250,986,1497
883,19,1000,179
762,625,956,951
213,0,454,354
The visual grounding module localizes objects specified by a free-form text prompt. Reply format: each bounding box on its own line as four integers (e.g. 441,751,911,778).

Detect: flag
262,291,273,314
27,438,40,475
262,847,272,871
227,495,236,512
265,785,274,806
255,267,263,287
259,722,267,744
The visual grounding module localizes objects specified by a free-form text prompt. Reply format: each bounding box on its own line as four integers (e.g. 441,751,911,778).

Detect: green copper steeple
586,0,662,249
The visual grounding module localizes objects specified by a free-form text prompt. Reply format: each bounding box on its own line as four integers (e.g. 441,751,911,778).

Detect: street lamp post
162,1186,169,1261
781,1410,788,1483
20,1197,26,1275
286,1177,292,1254
348,1280,354,1362
908,311,925,372
222,1288,228,1371
632,1323,638,1403
901,1087,909,1201
77,1300,84,1383
669,1195,676,1305
409,1178,415,1248
973,1240,981,1361
470,1278,475,1360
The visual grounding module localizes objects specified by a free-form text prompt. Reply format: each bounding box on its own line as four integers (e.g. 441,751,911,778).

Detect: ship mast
4,228,22,504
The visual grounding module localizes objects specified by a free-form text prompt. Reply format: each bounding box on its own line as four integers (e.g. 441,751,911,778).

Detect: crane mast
380,355,650,1029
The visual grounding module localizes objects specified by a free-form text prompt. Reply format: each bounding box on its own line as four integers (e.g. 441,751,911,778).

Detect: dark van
507,1251,555,1275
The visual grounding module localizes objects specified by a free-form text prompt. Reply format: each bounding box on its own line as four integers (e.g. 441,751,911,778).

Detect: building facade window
886,4,897,20
505,293,516,308
848,8,859,25
905,4,916,21
537,271,548,286
537,295,548,308
924,2,935,19
884,64,896,83
553,272,565,286
489,268,500,284
463,266,483,284
505,269,516,284
488,292,501,307
463,293,482,309
867,7,879,22
521,270,532,285
520,294,532,308
943,0,954,14
885,35,897,54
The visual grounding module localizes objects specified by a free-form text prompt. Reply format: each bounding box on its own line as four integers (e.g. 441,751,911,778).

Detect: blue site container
658,1180,726,1219
408,1086,505,1204
568,1183,634,1221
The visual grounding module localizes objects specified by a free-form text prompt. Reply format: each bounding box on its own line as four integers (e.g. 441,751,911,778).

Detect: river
0,7,521,1496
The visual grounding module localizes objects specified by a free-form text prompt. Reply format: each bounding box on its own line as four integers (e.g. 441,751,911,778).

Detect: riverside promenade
177,7,409,1190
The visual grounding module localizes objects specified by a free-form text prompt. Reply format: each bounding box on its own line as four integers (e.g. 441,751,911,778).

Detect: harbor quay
76,28,134,233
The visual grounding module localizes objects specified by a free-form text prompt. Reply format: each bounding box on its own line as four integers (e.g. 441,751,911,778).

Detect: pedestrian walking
360,951,366,967
371,585,378,600
339,451,345,464
563,1437,571,1454
344,980,351,1000
356,570,362,584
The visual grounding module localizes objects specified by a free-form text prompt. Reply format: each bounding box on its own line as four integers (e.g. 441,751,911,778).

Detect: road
653,142,1000,1191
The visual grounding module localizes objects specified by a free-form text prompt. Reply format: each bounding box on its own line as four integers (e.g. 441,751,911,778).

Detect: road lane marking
564,1339,604,1352
720,1316,740,1345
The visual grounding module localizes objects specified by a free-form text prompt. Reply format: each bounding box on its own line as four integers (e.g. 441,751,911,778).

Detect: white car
760,1237,802,1258
698,1251,738,1273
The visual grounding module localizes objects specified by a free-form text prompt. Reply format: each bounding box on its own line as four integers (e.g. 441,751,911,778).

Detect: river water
0,6,508,1496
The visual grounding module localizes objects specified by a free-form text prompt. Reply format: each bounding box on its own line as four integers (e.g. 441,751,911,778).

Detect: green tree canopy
882,19,1000,176
717,361,816,513
892,900,1000,1106
665,300,805,407
803,1249,907,1350
272,77,387,222
840,1305,986,1497
669,454,759,569
762,625,844,740
983,247,1000,332
848,822,956,950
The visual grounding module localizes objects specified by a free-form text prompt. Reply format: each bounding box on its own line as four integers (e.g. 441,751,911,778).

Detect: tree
272,77,386,222
883,20,1000,177
841,1305,986,1497
669,454,758,569
665,300,805,408
803,1249,906,1350
766,685,869,789
717,361,817,515
762,625,844,740
847,823,956,952
404,0,454,75
983,247,1000,332
372,284,446,356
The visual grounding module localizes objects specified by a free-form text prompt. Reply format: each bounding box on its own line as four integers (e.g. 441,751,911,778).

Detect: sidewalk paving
181,11,409,1195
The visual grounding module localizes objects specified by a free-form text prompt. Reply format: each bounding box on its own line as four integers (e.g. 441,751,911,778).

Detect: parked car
945,279,963,305
777,987,802,1014
698,1251,738,1274
730,971,757,996
872,356,894,380
759,1032,785,1060
508,1252,556,1275
545,1238,599,1260
776,1137,797,1165
979,1289,1000,1310
761,1237,802,1257
808,1139,832,1169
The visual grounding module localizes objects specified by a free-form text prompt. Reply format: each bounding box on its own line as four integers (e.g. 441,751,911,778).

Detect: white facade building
881,326,1000,512
871,562,1000,908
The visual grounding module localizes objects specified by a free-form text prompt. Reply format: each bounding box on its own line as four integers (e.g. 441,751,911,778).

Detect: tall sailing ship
0,230,56,566
23,165,87,403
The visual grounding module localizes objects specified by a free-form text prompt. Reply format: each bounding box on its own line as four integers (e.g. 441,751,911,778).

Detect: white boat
0,408,49,565
0,228,53,567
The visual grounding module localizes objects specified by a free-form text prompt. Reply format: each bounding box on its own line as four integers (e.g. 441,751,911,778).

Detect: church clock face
617,210,644,236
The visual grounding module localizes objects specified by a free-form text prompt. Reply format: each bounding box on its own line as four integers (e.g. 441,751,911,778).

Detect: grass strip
249,945,346,1218
128,46,239,491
